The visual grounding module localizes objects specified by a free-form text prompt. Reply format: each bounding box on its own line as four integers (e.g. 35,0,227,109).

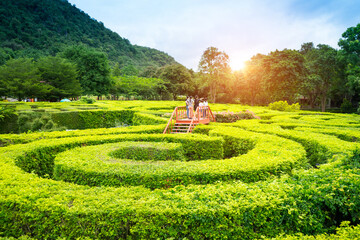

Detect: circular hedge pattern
50,128,307,189
1,112,360,239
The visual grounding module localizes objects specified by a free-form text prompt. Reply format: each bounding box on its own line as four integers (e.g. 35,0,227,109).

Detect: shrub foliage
0,101,360,239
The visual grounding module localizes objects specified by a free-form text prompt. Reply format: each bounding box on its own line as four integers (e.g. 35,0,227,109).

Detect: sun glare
230,59,246,72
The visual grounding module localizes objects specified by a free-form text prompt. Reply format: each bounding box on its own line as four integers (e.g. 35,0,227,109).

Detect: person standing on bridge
194,95,200,111
185,96,191,119
187,96,194,119
203,97,208,118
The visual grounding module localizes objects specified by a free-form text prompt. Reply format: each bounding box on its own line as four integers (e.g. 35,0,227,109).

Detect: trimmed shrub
132,112,168,125
340,98,353,113
79,96,96,104
214,110,260,123
269,101,300,112
231,119,358,166
270,222,360,239
109,141,185,161
51,110,135,130
0,125,165,147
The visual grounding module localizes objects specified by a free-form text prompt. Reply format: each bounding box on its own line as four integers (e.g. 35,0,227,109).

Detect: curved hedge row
0,124,165,147
14,133,224,178
1,103,360,239
52,127,306,188
229,119,358,165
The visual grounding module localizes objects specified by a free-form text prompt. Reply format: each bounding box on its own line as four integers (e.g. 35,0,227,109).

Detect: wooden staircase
170,122,199,134
163,106,215,134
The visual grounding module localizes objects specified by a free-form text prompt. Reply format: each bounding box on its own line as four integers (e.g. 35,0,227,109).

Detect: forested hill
0,0,177,68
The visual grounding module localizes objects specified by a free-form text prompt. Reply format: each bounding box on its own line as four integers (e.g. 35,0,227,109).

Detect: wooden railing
187,107,198,133
163,105,216,134
207,106,216,122
162,107,177,134
175,106,187,121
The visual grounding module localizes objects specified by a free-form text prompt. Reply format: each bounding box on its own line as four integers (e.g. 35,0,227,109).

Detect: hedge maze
0,102,360,239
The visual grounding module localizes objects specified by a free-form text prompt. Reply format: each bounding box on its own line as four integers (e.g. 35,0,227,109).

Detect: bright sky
67,0,360,71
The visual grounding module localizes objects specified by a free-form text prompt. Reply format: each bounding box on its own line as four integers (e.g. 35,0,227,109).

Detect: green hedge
51,110,135,130
0,113,18,134
271,222,360,239
132,112,168,125
108,141,185,161
0,125,164,147
231,119,358,166
208,126,307,177
1,150,360,239
3,222,360,240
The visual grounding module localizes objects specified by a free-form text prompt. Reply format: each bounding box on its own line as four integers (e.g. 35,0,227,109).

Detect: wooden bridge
163,106,216,134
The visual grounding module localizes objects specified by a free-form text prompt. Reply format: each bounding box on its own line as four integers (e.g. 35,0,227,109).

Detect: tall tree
242,54,267,105
0,58,52,100
37,56,82,101
159,64,192,100
121,65,139,76
303,44,339,112
61,45,111,97
261,49,305,103
111,75,168,100
198,47,231,103
300,42,319,108
338,23,360,103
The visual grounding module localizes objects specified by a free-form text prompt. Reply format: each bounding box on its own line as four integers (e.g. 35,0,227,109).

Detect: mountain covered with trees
0,0,177,68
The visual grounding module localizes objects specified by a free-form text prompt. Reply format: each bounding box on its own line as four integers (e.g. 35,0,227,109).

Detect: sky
67,0,360,71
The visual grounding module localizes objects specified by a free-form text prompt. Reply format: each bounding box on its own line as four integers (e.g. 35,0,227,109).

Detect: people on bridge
186,95,210,119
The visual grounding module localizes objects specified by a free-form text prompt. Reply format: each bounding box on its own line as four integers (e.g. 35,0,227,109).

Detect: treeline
189,23,360,112
0,45,193,101
0,0,176,68
0,45,108,101
109,23,360,112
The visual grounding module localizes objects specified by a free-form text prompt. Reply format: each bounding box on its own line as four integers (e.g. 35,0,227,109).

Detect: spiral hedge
1,101,360,239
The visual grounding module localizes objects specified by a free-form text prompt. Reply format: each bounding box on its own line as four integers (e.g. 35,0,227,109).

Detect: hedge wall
0,109,168,134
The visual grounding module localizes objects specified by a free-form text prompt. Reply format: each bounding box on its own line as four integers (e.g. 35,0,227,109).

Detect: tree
61,45,111,97
37,56,82,101
300,42,319,108
159,64,192,100
338,23,360,64
261,49,305,103
338,23,360,104
198,47,231,103
112,62,122,77
303,44,339,112
300,42,315,55
0,58,52,100
121,65,139,76
139,66,160,78
110,75,168,100
242,54,267,105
